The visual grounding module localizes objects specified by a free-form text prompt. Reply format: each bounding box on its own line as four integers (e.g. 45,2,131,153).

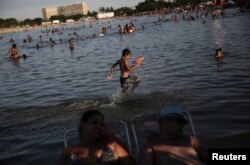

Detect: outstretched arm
108,60,119,80
128,63,140,72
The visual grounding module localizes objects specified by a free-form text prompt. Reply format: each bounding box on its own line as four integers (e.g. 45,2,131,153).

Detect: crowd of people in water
4,5,234,60
3,4,236,58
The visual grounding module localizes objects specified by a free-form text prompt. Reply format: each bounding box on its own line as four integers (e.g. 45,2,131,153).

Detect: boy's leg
130,76,141,92
120,77,129,93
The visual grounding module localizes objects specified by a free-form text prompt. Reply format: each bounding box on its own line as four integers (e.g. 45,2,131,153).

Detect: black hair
12,43,16,48
78,109,104,141
80,109,104,123
216,48,222,53
122,48,131,56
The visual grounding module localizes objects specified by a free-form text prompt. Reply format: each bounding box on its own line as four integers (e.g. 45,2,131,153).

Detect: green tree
175,0,202,6
67,14,85,21
4,18,19,27
0,18,6,28
20,19,34,26
106,7,114,12
33,17,43,25
49,15,66,22
88,11,98,17
99,7,105,12
114,7,135,16
136,1,158,12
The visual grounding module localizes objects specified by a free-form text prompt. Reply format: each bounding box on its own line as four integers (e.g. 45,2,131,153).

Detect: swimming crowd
6,5,230,60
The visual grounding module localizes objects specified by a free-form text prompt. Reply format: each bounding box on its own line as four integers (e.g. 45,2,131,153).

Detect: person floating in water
215,48,224,58
9,43,19,59
107,48,142,93
214,48,224,63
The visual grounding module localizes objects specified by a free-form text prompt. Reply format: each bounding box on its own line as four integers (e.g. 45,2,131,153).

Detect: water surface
0,9,250,164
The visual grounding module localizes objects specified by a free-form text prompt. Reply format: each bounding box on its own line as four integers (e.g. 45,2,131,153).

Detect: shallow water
0,9,250,164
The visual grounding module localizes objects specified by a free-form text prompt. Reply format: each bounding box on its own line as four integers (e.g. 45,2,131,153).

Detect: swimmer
215,48,224,58
9,43,19,59
69,39,74,50
39,35,44,44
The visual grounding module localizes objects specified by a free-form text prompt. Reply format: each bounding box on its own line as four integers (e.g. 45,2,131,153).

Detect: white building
97,12,115,19
42,2,88,21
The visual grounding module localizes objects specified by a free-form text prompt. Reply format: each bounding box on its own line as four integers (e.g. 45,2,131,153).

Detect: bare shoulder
188,136,201,145
114,59,122,66
63,145,82,155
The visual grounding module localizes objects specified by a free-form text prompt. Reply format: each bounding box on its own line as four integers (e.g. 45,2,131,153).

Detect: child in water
215,48,224,58
9,43,19,59
107,48,142,93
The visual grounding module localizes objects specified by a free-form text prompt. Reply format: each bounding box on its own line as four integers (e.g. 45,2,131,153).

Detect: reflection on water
0,9,250,164
212,19,226,47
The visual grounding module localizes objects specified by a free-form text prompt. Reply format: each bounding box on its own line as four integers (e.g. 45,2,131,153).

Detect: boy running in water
108,48,141,93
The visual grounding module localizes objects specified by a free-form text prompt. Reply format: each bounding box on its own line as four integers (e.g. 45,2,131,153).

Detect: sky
0,0,144,20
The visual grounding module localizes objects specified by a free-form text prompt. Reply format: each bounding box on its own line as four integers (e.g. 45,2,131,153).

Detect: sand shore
0,25,49,35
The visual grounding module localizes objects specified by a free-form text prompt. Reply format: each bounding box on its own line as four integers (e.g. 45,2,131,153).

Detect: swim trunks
120,75,138,93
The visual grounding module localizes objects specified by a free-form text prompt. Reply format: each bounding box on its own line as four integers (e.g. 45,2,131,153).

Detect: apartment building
42,2,88,20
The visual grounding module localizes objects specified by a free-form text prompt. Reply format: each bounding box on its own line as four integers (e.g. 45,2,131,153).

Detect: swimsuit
120,75,138,93
70,147,117,165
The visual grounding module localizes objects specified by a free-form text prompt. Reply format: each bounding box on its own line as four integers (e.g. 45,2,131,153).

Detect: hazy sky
0,0,144,20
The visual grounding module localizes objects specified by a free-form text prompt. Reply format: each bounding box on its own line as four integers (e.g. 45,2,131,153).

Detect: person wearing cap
107,48,141,93
139,106,207,165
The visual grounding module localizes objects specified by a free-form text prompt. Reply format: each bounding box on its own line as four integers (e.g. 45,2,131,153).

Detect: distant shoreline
0,25,46,35
0,18,98,35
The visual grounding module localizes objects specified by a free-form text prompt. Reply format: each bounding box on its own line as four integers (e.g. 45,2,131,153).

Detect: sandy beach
0,25,47,35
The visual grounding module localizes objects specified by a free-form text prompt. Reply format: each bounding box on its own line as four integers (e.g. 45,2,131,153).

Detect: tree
114,7,135,16
4,18,19,27
0,18,5,28
99,7,105,12
106,7,114,12
88,11,98,17
136,1,158,12
20,19,34,26
49,15,66,22
33,17,43,25
67,14,85,21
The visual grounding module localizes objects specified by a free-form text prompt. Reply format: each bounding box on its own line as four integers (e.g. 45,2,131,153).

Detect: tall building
42,2,88,20
42,7,58,21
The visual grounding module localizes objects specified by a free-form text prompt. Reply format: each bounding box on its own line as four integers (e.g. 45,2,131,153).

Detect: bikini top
70,147,118,165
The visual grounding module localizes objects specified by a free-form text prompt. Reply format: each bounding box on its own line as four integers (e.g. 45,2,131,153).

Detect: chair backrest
63,120,132,154
130,111,196,156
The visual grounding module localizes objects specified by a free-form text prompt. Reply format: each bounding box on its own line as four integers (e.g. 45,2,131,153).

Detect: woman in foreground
59,109,136,165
